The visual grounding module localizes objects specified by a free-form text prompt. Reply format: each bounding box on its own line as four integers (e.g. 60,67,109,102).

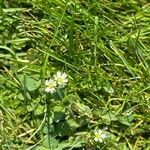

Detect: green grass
0,0,150,149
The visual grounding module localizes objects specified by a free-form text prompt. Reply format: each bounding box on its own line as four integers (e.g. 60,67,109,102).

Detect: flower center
57,78,63,83
48,83,54,88
95,134,101,138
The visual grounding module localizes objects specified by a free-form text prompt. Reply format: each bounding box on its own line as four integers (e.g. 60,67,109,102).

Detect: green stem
46,94,52,149
57,88,64,100
42,3,68,80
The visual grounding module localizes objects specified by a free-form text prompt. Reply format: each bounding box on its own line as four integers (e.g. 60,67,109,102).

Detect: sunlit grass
0,0,150,149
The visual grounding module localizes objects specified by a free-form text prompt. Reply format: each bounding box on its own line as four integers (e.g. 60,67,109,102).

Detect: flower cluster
94,129,106,143
45,71,68,93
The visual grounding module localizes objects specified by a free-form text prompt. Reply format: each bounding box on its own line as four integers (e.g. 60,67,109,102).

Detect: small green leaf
53,105,65,122
34,146,49,150
25,76,41,91
56,141,72,150
104,86,114,94
117,142,129,150
118,116,131,126
42,135,59,149
67,119,79,128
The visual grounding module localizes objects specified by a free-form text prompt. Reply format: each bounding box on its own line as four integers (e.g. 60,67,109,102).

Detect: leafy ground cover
0,0,150,149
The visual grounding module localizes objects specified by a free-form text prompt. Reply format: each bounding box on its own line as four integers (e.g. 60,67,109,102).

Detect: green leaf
56,136,83,150
55,119,79,137
117,142,129,150
104,86,114,94
34,146,49,150
25,76,41,91
101,113,117,123
118,116,131,126
56,141,72,150
42,135,59,149
53,105,65,122
67,119,79,128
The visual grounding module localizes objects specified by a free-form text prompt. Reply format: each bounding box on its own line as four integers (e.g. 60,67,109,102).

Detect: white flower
94,129,106,143
45,79,57,93
54,71,68,87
